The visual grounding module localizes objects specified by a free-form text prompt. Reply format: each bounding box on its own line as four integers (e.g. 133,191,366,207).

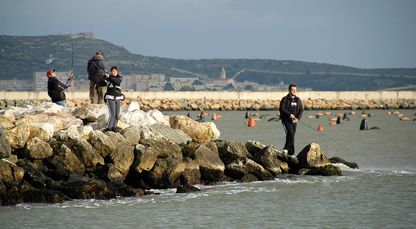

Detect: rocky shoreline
0,98,415,111
0,102,358,206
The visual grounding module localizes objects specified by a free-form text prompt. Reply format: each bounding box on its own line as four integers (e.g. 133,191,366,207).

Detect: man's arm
297,98,304,120
279,97,291,117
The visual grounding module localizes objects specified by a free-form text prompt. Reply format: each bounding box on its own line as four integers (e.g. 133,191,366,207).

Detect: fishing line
297,119,353,151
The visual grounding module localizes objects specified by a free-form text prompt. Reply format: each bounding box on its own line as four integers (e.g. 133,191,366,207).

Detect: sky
1,0,415,68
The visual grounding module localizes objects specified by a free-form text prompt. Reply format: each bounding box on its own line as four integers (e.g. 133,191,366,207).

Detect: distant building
169,77,198,90
0,79,32,91
220,67,226,79
70,32,95,39
123,74,166,91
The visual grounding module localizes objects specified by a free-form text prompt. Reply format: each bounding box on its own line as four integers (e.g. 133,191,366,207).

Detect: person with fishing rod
87,50,108,104
279,84,304,156
46,69,73,107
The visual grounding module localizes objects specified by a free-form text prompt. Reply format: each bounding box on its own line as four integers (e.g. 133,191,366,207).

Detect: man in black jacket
87,51,108,104
47,69,70,106
279,84,303,156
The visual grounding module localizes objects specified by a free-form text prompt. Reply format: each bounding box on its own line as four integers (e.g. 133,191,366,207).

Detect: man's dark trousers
282,119,297,155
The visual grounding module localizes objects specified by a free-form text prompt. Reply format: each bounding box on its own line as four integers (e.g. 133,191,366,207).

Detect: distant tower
220,67,226,79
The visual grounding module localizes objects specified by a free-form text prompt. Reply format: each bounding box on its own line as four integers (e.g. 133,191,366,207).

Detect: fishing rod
67,27,75,86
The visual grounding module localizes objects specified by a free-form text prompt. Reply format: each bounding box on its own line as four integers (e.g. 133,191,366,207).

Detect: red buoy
317,124,324,132
248,117,256,127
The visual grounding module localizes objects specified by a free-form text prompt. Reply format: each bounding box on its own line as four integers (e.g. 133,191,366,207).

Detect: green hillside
1,34,416,90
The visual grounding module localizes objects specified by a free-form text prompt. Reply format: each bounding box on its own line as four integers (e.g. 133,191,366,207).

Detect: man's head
47,69,56,77
288,84,297,97
95,50,104,57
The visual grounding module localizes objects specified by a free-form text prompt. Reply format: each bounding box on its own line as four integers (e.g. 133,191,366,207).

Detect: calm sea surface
1,110,415,229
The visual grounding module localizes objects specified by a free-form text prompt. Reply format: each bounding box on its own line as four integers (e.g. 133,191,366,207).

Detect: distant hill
1,34,416,90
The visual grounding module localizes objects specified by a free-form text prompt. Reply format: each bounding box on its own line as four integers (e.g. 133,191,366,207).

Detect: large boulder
72,104,108,122
61,175,114,200
297,143,331,168
0,160,24,186
24,137,53,160
0,125,11,158
148,109,170,126
15,112,83,133
193,144,225,182
66,137,105,172
104,132,135,183
245,140,266,156
182,158,201,185
120,109,157,126
217,140,252,164
147,157,186,188
329,156,359,169
121,125,142,145
253,145,288,175
88,130,116,158
47,144,85,177
299,164,342,176
135,138,185,188
0,116,15,130
0,106,31,119
225,157,274,181
149,123,192,145
169,115,220,143
132,144,159,173
31,102,67,114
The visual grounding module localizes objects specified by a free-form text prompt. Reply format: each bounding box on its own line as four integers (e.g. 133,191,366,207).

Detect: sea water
1,110,415,229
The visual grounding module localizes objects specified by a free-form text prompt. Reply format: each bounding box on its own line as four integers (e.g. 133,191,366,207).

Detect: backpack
87,58,97,80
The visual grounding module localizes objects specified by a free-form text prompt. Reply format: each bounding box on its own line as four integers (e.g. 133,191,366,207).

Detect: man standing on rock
87,51,108,104
279,84,303,156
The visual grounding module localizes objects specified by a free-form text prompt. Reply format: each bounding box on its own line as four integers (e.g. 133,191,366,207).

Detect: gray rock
24,137,53,160
297,143,331,168
147,157,185,188
67,137,105,172
182,158,201,185
217,140,252,164
149,123,192,145
104,132,135,183
253,145,288,175
48,144,85,177
245,140,265,156
121,125,142,145
329,156,359,169
225,157,274,181
0,125,11,158
88,130,116,158
298,164,342,176
194,144,225,182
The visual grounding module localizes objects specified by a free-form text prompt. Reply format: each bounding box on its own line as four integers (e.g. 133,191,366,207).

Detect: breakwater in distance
0,91,415,110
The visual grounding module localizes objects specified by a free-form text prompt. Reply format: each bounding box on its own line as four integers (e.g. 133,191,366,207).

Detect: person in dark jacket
87,51,108,104
279,84,303,156
104,66,124,132
47,69,71,106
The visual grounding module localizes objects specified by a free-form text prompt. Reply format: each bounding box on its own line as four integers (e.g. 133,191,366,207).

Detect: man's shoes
282,149,289,154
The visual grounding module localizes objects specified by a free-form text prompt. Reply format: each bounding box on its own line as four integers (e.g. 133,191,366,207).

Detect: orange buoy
317,124,324,132
248,117,256,127
211,113,222,120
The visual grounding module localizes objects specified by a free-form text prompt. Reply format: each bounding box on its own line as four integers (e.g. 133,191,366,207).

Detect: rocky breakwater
1,98,415,111
0,102,358,206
